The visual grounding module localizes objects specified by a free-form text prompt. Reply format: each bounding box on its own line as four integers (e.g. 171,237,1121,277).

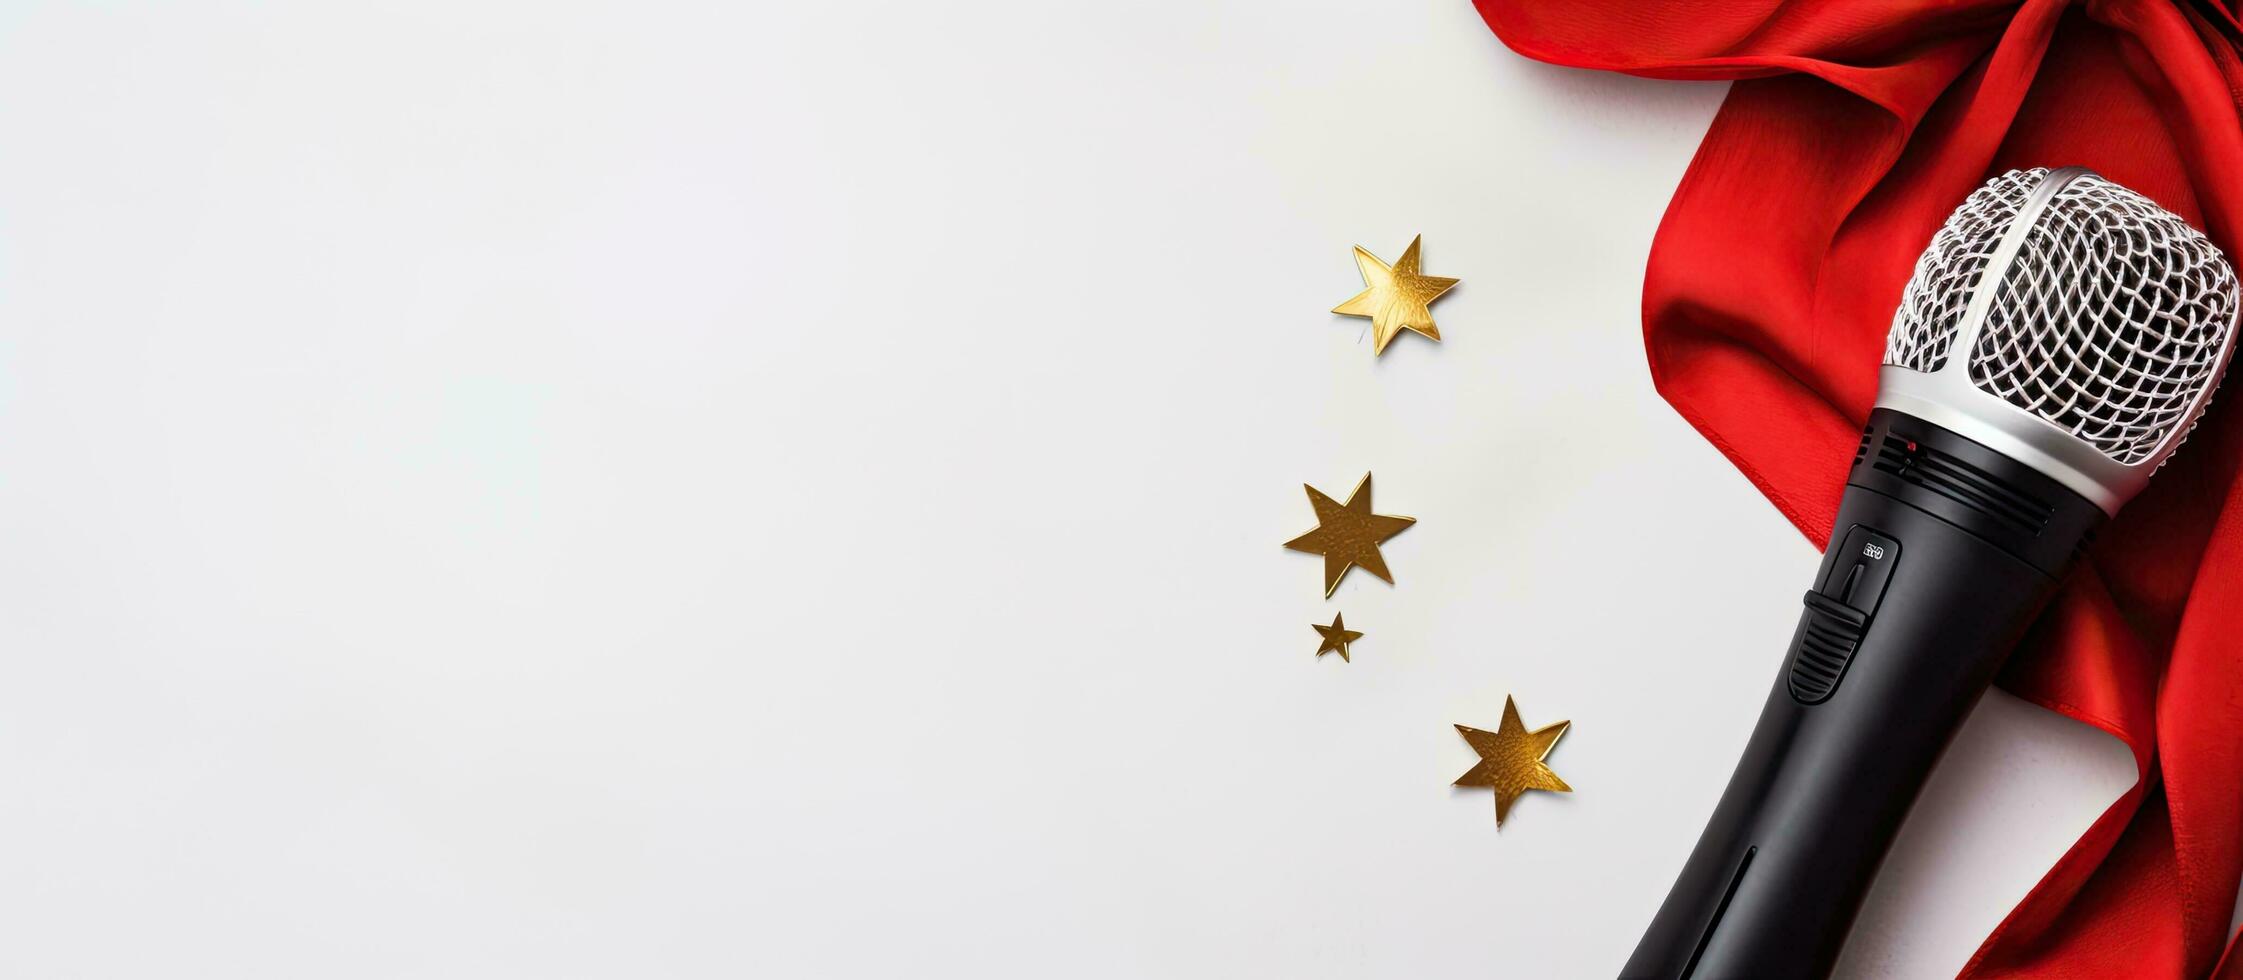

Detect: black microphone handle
1623,409,2105,979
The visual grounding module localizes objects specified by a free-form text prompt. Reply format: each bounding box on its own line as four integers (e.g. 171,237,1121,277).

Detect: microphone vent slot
1869,434,2053,534
2069,525,2100,566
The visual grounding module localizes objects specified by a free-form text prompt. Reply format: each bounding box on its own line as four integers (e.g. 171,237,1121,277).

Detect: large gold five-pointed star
1330,235,1460,355
1311,612,1363,662
1453,696,1572,827
1283,473,1416,597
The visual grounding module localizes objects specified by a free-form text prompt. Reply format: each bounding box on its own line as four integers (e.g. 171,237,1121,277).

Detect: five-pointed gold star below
1311,612,1363,662
1453,696,1572,827
1283,473,1416,597
1331,234,1460,355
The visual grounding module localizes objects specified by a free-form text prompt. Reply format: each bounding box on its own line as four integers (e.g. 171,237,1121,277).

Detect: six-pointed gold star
1331,235,1460,355
1311,612,1363,662
1283,473,1416,597
1453,696,1572,827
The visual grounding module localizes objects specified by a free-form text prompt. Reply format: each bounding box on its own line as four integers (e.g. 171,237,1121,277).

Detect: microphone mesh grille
1886,169,2045,374
1885,169,2240,466
1966,174,2237,464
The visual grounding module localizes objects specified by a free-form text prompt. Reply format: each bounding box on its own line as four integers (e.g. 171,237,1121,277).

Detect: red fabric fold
1473,1,2243,975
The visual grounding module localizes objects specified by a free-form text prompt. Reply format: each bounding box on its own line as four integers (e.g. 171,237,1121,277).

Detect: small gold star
1331,235,1459,355
1283,473,1416,597
1311,613,1363,662
1453,696,1572,827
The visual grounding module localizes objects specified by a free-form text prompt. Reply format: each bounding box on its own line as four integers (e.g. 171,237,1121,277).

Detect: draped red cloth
1471,1,2243,976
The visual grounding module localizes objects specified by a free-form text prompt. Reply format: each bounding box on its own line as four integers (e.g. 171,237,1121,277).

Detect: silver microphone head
1877,167,2242,514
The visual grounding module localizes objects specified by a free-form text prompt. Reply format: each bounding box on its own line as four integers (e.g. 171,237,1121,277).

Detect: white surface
0,1,2139,977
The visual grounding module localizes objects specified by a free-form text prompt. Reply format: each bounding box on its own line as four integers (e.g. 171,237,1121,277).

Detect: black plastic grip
1622,410,2104,978
1788,590,1865,704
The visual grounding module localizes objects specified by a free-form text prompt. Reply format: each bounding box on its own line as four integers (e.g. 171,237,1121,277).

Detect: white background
0,1,2145,977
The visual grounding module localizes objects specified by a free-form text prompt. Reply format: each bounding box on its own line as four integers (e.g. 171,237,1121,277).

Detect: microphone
1624,167,2241,978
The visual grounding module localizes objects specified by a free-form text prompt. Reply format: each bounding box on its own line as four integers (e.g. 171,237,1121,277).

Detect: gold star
1453,696,1572,827
1311,612,1363,662
1331,235,1459,355
1283,473,1416,597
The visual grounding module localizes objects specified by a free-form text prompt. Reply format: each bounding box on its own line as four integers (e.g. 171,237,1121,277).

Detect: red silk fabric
1472,1,2243,976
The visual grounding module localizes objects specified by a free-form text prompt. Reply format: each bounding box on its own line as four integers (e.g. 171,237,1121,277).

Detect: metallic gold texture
1283,473,1416,597
1330,235,1459,355
1453,696,1572,827
1311,612,1363,662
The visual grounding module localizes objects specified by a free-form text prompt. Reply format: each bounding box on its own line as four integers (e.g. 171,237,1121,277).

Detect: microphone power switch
1788,525,1901,704
1819,525,1901,617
